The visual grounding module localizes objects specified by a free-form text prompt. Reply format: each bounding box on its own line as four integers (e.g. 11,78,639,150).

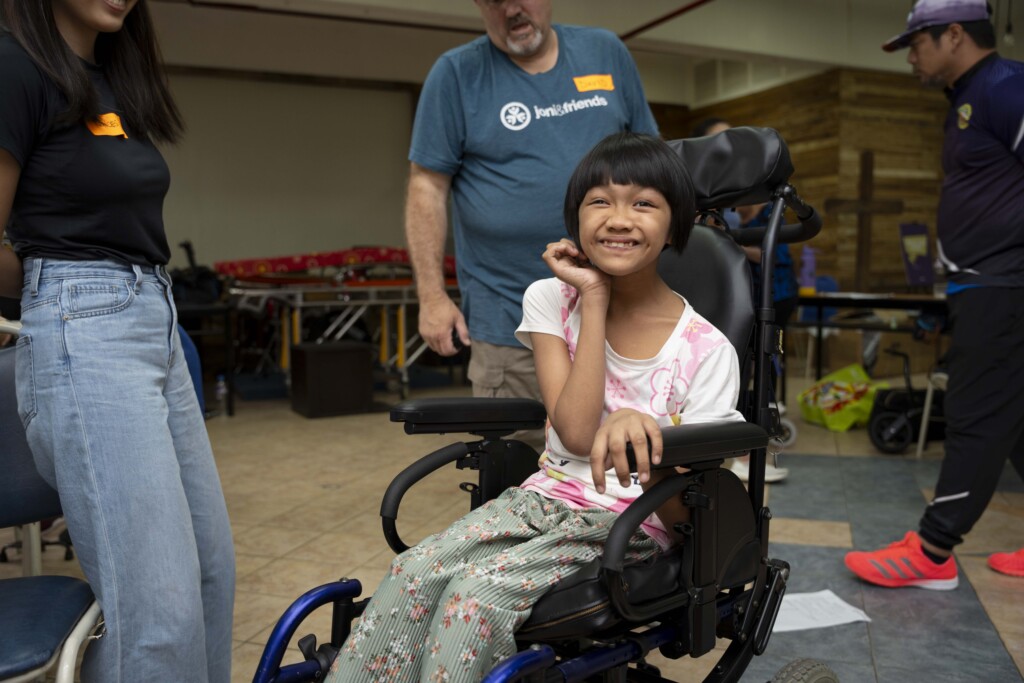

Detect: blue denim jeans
15,258,235,683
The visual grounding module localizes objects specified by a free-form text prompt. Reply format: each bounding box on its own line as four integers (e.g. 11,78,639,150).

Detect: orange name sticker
573,74,615,92
87,113,128,139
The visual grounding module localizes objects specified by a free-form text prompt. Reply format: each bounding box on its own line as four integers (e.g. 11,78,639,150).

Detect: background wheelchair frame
252,128,824,683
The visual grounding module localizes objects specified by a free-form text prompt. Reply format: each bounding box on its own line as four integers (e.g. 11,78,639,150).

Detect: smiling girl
327,133,742,683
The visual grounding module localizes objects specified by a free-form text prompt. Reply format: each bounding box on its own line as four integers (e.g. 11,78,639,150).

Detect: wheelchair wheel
868,410,913,454
771,658,840,683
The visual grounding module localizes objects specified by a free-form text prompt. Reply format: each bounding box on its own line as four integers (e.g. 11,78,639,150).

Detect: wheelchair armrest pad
631,421,768,470
390,398,546,435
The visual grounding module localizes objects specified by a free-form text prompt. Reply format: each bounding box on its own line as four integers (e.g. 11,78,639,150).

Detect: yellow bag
798,364,887,432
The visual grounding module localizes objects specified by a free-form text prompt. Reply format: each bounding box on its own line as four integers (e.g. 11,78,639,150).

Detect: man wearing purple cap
845,0,1024,588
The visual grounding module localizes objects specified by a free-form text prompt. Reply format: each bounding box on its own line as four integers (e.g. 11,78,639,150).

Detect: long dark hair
0,0,183,143
564,133,696,255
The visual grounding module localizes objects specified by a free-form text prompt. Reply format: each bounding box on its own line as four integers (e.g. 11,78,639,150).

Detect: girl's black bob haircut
564,132,696,255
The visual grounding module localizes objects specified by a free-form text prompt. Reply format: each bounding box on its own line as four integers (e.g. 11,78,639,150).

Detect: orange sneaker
844,531,958,590
987,549,1024,577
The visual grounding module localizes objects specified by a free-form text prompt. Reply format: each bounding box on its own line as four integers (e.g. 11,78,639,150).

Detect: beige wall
160,74,414,267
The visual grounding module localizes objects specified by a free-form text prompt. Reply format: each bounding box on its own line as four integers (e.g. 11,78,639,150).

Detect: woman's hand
542,239,610,299
590,408,663,494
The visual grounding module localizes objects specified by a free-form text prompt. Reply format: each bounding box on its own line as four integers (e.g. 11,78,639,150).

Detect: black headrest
666,127,794,211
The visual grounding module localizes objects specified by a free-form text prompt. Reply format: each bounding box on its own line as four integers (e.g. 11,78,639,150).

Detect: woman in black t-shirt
0,3,234,681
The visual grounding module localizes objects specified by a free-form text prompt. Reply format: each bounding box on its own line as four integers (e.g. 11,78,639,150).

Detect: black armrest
390,397,546,436
627,421,768,471
380,442,471,553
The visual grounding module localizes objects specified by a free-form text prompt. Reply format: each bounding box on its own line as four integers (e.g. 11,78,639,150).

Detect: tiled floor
3,374,1022,682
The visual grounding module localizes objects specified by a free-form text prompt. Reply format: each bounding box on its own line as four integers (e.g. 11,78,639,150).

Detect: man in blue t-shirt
405,0,658,422
846,0,1024,588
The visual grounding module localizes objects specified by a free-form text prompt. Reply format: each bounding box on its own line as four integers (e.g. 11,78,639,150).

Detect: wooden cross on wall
824,151,904,291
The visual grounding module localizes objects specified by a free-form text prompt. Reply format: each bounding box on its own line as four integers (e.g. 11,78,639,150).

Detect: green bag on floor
798,364,886,432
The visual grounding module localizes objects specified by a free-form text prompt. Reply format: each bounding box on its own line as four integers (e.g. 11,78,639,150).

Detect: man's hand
418,294,470,357
590,408,663,494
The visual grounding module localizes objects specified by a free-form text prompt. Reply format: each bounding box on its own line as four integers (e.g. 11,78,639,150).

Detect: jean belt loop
28,258,42,297
131,264,143,294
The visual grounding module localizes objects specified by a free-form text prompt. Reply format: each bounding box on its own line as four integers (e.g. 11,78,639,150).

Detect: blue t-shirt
409,25,659,346
938,53,1024,289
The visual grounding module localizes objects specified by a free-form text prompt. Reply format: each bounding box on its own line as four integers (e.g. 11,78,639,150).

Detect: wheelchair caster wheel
771,658,840,683
773,417,798,449
868,410,913,454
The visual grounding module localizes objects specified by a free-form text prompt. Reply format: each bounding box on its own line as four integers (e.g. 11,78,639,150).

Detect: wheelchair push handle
726,184,822,247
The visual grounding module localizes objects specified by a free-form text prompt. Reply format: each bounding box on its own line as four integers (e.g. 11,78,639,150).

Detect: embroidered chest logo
499,102,532,131
87,113,128,139
957,103,973,131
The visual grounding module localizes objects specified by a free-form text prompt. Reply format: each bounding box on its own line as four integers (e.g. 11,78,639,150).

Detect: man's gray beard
506,27,544,57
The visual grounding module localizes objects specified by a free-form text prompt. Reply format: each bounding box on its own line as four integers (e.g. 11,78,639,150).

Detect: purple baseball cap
882,0,991,51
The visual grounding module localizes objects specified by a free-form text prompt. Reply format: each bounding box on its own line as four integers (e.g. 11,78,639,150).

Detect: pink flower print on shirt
563,325,577,360
681,318,713,343
559,283,580,359
607,376,628,400
559,281,579,307
649,359,684,417
606,375,632,413
683,338,728,389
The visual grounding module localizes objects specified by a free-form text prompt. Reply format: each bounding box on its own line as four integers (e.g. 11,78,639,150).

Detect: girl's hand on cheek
542,239,610,298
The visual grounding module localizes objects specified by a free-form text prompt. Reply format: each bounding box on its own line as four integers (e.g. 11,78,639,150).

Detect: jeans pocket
62,277,135,319
14,334,37,430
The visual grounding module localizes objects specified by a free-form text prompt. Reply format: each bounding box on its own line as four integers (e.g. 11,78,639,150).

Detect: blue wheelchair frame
252,128,822,683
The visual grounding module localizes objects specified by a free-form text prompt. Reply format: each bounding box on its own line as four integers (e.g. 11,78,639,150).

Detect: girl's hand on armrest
590,408,662,494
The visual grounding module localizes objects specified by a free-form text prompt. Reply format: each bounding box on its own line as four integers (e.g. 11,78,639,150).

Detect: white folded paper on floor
772,589,871,633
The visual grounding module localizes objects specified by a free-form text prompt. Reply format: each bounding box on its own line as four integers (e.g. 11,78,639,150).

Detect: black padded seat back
0,347,62,527
658,224,754,362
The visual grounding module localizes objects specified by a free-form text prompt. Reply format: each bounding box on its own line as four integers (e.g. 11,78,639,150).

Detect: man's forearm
405,166,452,301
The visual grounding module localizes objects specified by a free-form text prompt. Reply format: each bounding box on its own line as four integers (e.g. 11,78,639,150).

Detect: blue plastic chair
0,342,101,682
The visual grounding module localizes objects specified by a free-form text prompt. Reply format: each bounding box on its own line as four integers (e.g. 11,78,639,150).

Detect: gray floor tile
765,622,873,666
864,584,1016,677
876,664,1023,683
846,502,927,550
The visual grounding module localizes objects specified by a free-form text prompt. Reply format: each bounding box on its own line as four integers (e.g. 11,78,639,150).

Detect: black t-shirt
0,33,171,265
939,53,1024,288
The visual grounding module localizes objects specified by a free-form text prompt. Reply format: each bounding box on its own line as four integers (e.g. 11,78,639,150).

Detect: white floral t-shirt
515,277,744,548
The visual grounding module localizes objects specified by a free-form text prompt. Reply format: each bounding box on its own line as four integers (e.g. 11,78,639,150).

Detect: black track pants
919,287,1024,551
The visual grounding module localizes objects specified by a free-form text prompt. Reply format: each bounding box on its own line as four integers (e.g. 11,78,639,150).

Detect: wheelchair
253,127,827,683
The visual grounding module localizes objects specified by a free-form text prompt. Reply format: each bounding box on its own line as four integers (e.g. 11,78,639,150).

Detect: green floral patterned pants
327,487,659,683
